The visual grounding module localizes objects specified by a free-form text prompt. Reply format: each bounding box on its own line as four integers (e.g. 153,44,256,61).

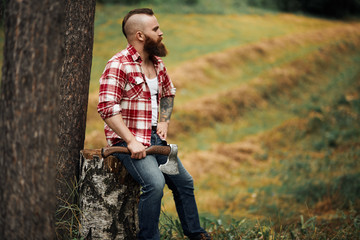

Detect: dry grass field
84,6,360,238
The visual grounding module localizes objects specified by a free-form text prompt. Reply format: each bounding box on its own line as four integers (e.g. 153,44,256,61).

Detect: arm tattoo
160,97,174,122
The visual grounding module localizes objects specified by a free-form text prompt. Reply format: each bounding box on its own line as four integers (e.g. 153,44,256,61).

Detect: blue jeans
114,131,206,240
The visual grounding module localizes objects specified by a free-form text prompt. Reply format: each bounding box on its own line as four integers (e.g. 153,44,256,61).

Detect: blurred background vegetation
1,0,360,239
96,0,360,17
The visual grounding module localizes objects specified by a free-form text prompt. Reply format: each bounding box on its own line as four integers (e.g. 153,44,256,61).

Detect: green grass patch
248,77,360,220
160,210,360,239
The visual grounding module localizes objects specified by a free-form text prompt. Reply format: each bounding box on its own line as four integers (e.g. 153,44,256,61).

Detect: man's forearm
159,97,174,122
104,114,146,159
104,114,136,144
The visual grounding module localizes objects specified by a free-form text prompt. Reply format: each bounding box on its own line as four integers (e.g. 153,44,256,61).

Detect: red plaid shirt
97,44,176,146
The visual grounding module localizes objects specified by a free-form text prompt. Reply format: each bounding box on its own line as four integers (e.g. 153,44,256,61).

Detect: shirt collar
127,44,141,63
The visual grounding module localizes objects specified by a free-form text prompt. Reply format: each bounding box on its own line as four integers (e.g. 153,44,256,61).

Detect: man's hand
157,122,169,140
127,139,146,159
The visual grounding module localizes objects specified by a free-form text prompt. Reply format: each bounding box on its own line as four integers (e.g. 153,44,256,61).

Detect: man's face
143,34,168,57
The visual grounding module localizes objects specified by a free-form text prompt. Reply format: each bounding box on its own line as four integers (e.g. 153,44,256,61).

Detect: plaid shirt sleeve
97,59,126,120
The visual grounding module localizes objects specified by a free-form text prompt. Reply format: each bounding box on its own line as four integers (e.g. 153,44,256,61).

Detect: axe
101,144,179,175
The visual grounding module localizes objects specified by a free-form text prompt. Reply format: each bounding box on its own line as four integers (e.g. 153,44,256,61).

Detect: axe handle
101,145,171,158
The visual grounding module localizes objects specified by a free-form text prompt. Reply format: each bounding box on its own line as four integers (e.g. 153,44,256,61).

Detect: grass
82,8,360,237
166,27,360,152
160,211,360,239
154,12,360,240
159,71,360,238
2,3,359,238
55,177,83,240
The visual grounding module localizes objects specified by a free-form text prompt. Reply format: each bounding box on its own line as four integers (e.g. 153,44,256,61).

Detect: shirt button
148,97,151,100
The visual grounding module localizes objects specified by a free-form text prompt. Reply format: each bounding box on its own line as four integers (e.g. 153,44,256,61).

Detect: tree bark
79,150,140,240
0,0,64,239
56,0,96,237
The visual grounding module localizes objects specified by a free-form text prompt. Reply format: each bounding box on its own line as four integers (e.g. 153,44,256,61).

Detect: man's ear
136,31,145,42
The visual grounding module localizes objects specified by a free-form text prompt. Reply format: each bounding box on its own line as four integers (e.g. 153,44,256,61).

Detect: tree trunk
79,150,140,240
56,0,96,237
0,0,64,239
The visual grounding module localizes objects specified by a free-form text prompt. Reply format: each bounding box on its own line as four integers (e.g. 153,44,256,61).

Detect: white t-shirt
145,76,159,126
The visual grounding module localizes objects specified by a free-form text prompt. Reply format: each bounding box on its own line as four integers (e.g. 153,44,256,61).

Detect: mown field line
169,26,360,140
171,23,360,101
178,51,360,153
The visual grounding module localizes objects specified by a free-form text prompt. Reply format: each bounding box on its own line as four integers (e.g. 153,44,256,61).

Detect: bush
292,180,329,205
333,173,360,209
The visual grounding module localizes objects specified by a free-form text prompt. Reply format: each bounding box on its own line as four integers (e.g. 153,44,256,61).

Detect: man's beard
143,35,168,57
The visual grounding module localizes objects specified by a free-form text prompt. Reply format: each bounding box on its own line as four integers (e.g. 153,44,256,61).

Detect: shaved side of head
124,14,148,41
122,8,154,39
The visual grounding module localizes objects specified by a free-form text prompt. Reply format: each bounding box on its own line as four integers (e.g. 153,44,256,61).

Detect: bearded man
97,8,211,240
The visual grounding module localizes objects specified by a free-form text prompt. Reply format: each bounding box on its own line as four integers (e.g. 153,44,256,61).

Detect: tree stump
79,149,139,240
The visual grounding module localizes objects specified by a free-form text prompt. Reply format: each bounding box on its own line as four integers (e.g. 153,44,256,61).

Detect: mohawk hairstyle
122,8,154,38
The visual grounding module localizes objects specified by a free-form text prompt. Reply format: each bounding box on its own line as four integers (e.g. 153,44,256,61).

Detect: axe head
159,144,179,175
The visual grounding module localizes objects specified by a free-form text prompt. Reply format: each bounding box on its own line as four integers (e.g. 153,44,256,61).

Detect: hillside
85,10,360,238
160,19,360,216
168,22,360,150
